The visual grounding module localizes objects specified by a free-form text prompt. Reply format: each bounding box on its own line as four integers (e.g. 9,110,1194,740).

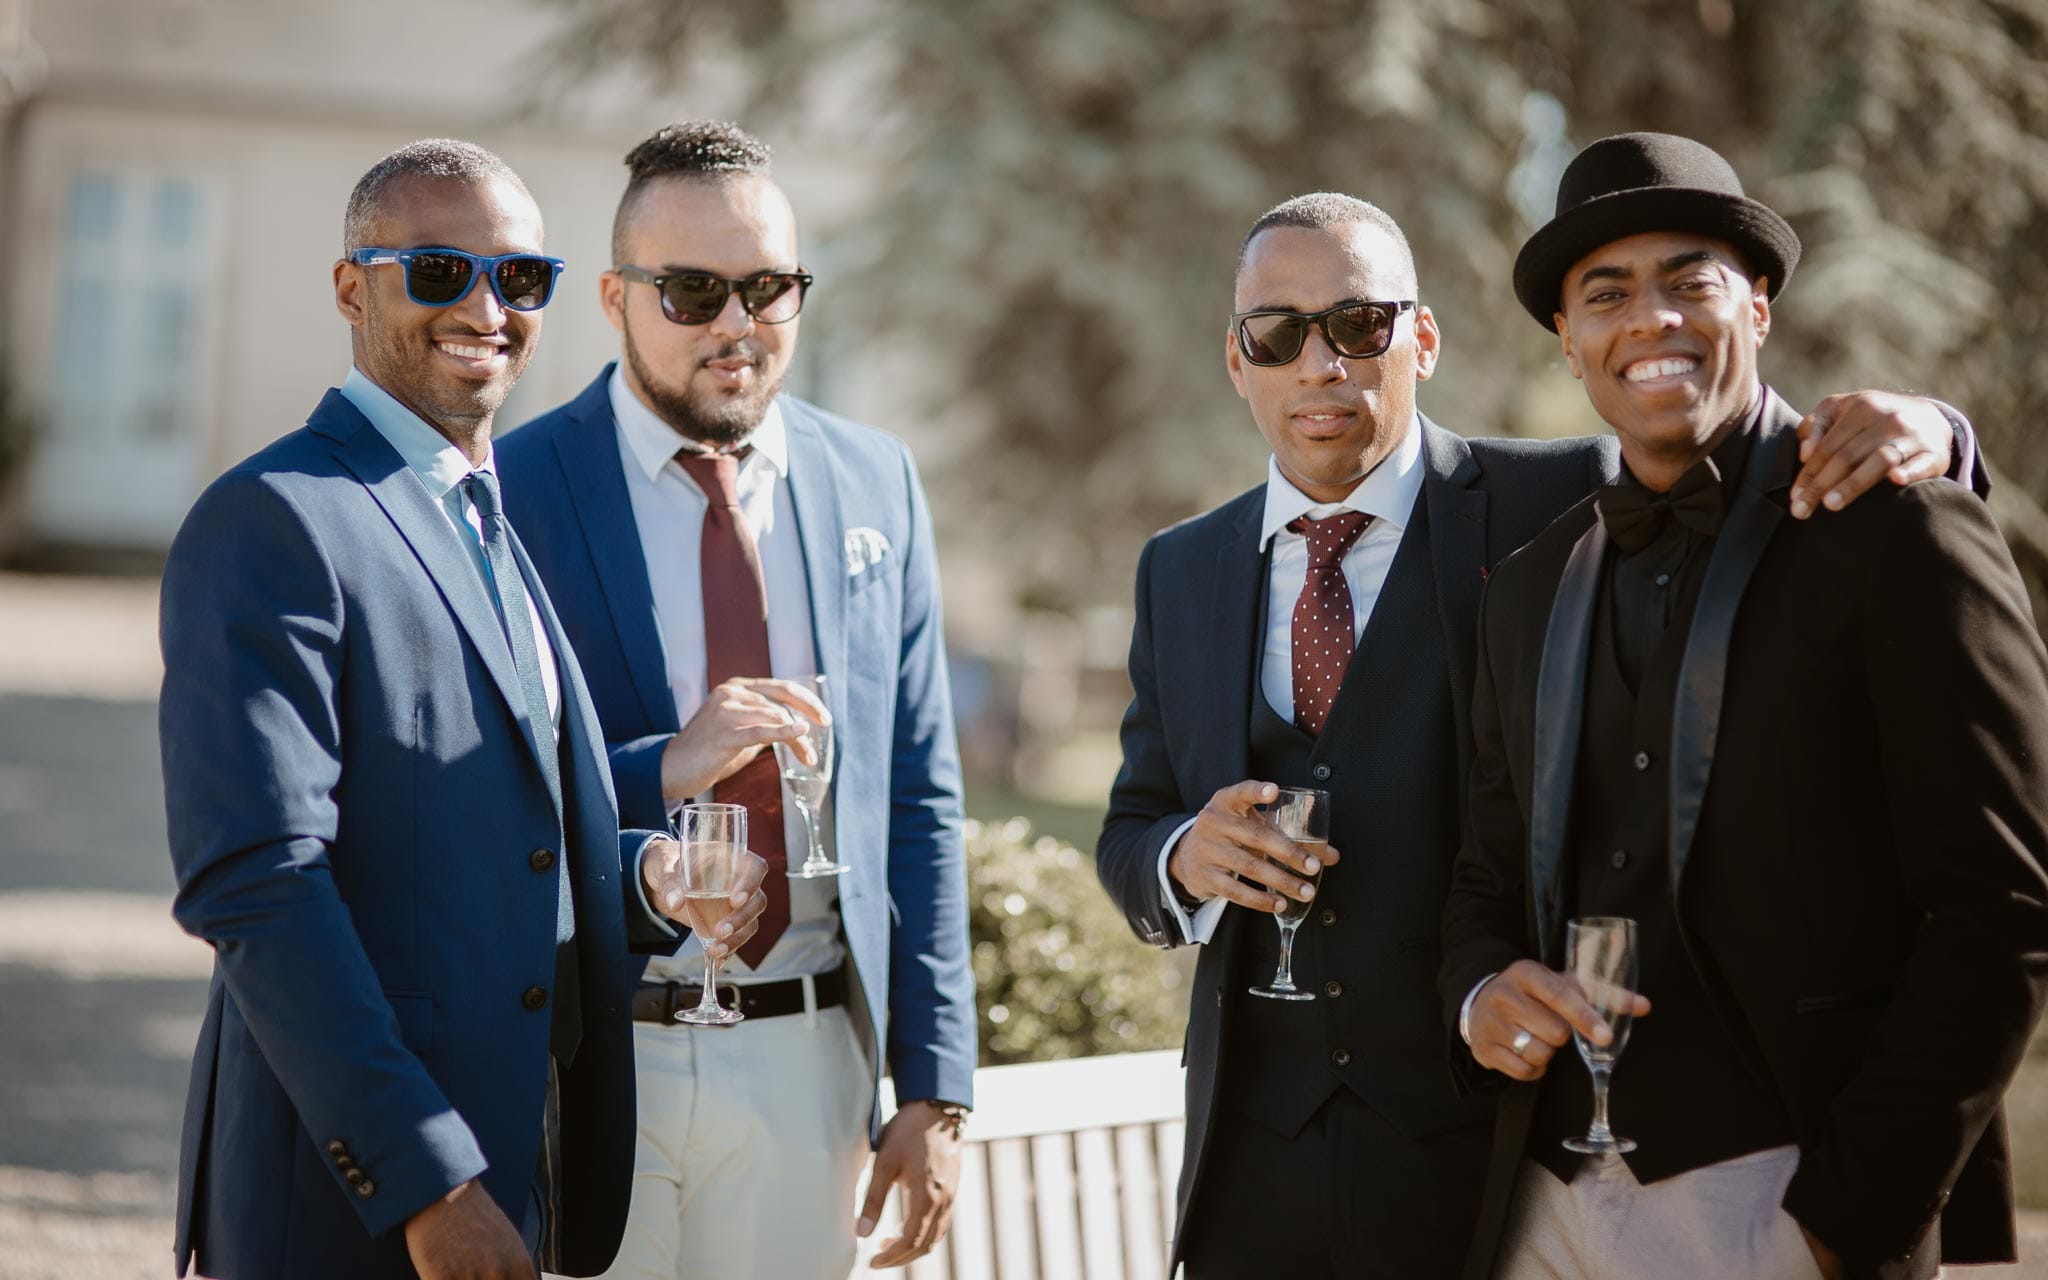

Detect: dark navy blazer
160,390,677,1279
497,368,976,1113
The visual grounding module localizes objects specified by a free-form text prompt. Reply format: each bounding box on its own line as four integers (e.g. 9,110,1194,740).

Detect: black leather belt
632,966,848,1023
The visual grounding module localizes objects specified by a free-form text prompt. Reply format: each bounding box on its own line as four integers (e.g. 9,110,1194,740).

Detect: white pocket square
844,527,891,576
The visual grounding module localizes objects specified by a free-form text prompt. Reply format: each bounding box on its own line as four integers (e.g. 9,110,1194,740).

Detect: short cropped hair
342,138,530,253
1237,192,1419,297
612,121,774,262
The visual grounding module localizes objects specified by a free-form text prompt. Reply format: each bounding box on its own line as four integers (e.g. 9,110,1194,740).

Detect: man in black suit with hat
1442,132,2048,1280
1094,182,1984,1276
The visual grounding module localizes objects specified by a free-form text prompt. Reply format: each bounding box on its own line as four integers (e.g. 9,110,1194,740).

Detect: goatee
626,335,780,451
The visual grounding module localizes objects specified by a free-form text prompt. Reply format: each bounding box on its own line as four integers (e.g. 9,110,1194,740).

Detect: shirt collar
1259,411,1426,549
608,362,788,485
340,366,490,500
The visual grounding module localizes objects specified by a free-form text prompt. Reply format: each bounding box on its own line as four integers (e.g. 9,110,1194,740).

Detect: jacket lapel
782,400,850,714
1531,518,1607,962
551,367,677,734
1421,418,1489,781
314,391,536,768
1667,390,1799,893
1210,494,1266,788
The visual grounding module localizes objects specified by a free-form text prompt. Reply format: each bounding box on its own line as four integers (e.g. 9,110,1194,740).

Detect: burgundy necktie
1288,512,1373,736
674,449,787,967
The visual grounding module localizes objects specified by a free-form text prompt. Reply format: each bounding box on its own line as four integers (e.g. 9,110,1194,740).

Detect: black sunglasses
350,248,565,312
1231,299,1416,366
617,265,814,325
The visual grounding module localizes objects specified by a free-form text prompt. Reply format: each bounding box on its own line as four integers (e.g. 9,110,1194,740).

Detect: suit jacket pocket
1794,990,1887,1016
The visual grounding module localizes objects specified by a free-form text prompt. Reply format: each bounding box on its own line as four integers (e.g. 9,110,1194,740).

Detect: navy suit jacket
160,390,678,1279
497,367,975,1112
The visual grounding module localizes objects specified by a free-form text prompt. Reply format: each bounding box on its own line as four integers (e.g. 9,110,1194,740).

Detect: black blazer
1096,416,1619,1266
1440,393,2048,1280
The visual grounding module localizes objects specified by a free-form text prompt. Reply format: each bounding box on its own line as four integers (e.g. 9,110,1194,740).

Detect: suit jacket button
335,1154,356,1170
1324,981,1343,997
530,848,557,872
1319,909,1337,926
354,1180,376,1198
1311,764,1332,781
1633,751,1652,771
1331,1048,1351,1067
1610,849,1629,870
326,1140,348,1157
523,986,549,1010
345,1168,366,1185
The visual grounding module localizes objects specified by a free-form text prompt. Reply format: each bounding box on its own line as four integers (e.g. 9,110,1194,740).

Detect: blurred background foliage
965,816,1189,1065
545,0,2048,622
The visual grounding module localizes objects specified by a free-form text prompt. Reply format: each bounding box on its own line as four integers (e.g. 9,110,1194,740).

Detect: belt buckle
719,983,742,1015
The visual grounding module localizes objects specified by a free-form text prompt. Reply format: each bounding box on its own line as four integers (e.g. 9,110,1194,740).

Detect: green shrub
967,816,1190,1065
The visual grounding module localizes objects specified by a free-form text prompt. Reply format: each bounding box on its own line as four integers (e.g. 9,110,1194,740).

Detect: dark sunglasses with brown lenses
1231,299,1416,366
617,265,814,326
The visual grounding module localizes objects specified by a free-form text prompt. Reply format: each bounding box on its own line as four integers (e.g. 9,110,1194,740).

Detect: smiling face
1226,222,1439,504
1555,230,1770,489
601,173,800,449
334,174,544,451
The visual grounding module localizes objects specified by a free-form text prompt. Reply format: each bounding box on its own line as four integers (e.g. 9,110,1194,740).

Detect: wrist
899,1098,970,1139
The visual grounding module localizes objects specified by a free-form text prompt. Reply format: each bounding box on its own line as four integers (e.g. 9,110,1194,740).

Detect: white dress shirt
608,365,845,983
1156,413,1428,945
341,367,560,733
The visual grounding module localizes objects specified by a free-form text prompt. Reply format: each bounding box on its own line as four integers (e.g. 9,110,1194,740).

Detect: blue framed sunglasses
351,247,566,312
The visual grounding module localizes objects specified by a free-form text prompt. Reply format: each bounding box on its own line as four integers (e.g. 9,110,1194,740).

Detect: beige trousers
1496,1146,1825,1280
575,1004,874,1280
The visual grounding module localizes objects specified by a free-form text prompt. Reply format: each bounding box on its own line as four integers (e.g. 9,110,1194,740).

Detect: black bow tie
1595,458,1726,554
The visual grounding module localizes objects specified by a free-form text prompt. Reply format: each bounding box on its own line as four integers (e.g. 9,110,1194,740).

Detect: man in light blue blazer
498,122,975,1277
159,139,766,1280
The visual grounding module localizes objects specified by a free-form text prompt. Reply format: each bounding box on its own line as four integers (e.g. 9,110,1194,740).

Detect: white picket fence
862,1050,1186,1280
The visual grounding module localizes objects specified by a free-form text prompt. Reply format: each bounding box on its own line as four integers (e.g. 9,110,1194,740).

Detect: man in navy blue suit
159,138,767,1280
498,122,975,1277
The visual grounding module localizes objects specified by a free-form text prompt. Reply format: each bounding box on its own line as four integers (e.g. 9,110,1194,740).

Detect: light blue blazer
498,368,976,1114
159,390,678,1279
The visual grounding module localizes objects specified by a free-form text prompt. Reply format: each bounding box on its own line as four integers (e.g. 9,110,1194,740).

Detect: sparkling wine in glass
773,675,847,879
1248,786,1330,1001
676,803,745,1026
1562,915,1638,1154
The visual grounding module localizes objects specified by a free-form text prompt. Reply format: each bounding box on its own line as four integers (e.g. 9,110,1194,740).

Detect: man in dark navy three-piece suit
158,140,766,1280
1094,190,1979,1278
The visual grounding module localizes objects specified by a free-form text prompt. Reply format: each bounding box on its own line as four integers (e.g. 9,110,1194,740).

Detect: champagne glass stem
1273,920,1301,991
798,800,823,870
694,951,722,1020
1587,1063,1615,1144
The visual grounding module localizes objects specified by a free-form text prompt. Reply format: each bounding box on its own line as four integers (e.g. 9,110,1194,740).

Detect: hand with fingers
1464,959,1651,1082
660,676,829,801
1789,391,1957,519
856,1100,964,1268
404,1178,537,1280
640,837,772,959
1167,780,1338,915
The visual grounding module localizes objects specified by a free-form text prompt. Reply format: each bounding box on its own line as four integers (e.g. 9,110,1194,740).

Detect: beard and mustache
624,320,784,451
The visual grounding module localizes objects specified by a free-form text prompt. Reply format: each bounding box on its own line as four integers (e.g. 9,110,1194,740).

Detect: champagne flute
773,675,847,879
1248,786,1330,1001
676,803,745,1026
1562,916,1638,1154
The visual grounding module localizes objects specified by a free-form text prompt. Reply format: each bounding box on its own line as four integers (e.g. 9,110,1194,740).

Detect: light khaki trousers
578,1004,873,1280
1496,1146,1824,1280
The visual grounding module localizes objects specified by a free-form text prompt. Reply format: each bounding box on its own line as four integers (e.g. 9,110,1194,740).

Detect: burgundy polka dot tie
1289,512,1373,736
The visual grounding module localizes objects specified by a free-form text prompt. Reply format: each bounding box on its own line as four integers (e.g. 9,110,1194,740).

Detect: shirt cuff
632,832,680,938
1155,818,1227,945
1459,973,1498,1047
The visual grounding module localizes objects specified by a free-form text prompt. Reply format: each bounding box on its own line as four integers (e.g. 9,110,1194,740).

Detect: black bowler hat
1512,132,1801,331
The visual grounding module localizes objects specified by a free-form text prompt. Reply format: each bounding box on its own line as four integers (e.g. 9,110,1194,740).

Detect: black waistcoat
1528,526,1791,1184
1221,495,1485,1141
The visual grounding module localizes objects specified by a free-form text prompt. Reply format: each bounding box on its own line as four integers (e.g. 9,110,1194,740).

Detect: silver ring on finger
1510,1028,1534,1058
